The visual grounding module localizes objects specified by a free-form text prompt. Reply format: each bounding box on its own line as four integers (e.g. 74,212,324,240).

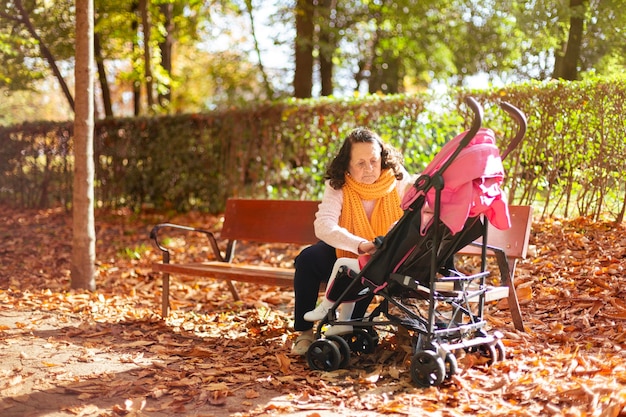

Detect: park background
0,1,626,416
1,0,625,222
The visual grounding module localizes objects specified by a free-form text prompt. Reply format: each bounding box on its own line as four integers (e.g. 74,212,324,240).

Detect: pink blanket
402,128,510,234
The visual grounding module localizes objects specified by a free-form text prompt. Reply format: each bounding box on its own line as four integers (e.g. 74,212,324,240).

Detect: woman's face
348,142,382,184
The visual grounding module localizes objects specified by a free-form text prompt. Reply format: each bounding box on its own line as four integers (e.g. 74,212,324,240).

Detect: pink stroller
306,97,527,387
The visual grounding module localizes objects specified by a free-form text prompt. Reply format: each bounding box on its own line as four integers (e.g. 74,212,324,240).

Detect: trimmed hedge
1,76,625,221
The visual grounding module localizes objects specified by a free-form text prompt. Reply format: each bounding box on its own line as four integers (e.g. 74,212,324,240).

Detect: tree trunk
158,2,173,107
293,0,314,98
553,0,587,80
318,0,336,96
139,0,154,110
94,32,113,118
72,0,96,291
131,1,141,116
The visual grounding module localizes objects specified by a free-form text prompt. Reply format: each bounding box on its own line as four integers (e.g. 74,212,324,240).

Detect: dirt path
0,307,408,417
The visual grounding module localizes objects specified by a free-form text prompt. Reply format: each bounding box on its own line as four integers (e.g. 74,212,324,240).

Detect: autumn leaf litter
1,206,625,416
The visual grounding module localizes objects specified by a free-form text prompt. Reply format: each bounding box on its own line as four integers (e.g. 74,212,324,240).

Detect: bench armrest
149,223,230,264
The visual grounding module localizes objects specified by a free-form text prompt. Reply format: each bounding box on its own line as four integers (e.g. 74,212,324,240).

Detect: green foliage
464,75,626,221
118,243,151,261
2,0,626,121
0,0,75,90
1,77,625,222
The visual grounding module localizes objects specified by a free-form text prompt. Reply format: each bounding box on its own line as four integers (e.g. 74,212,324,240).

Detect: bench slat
221,199,319,244
153,261,295,287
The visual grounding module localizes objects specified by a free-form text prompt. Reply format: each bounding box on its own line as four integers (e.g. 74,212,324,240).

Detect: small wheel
306,339,341,371
410,350,446,388
366,327,380,345
343,329,377,354
326,335,351,368
494,339,506,362
477,343,498,366
444,352,458,380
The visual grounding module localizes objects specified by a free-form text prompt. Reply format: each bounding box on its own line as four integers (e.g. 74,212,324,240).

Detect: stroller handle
499,101,527,160
465,96,484,139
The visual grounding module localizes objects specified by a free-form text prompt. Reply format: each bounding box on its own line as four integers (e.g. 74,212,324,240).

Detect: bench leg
494,252,525,332
507,281,525,332
162,272,170,317
226,280,241,301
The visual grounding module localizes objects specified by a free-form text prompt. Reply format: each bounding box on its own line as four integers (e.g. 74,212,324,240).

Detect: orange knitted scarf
337,169,403,258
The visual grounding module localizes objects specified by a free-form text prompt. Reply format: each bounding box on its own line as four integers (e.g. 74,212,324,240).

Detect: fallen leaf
245,389,260,399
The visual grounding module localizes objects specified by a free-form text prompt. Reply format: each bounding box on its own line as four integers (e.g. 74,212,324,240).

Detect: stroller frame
306,97,527,387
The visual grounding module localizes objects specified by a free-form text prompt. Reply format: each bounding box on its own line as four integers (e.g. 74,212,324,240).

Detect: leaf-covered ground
1,205,625,416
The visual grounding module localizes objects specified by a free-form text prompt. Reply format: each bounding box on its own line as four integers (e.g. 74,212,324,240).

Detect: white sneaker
304,300,333,322
325,325,353,336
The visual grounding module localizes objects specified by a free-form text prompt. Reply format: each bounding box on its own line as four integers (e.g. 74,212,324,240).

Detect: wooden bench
150,199,532,331
150,199,320,317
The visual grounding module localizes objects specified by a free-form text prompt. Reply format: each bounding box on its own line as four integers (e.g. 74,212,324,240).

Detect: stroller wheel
410,350,446,388
306,339,341,371
476,343,498,366
326,335,351,368
343,329,377,354
494,339,506,362
444,352,458,380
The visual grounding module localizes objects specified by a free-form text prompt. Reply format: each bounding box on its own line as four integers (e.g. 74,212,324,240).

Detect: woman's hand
358,240,377,255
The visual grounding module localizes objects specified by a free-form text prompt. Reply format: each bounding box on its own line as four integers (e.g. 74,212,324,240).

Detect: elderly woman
291,127,412,355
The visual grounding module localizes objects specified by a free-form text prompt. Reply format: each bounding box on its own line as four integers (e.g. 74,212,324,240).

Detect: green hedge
1,76,625,221
465,76,626,221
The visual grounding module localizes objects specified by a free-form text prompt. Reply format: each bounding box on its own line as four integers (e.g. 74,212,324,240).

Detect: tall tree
131,1,142,115
72,0,96,291
317,0,337,96
510,0,626,81
94,32,113,117
553,0,587,80
139,0,155,111
158,2,173,107
293,0,314,98
3,0,626,121
579,0,626,74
